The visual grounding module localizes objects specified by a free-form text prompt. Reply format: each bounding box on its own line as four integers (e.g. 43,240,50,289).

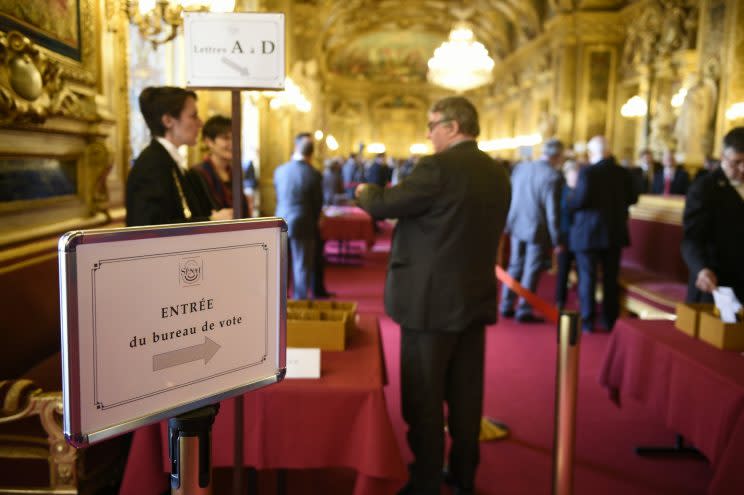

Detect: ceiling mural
326,30,442,83
276,0,551,87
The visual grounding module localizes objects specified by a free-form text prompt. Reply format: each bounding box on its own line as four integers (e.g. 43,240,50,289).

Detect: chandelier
127,0,236,48
725,102,744,121
427,23,494,93
620,95,648,118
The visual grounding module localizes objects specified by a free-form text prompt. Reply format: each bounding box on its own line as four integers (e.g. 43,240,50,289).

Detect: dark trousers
555,249,575,309
574,247,621,331
400,324,485,494
312,233,328,295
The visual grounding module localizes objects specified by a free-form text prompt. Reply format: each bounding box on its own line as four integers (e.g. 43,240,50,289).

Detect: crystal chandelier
427,23,494,92
620,95,648,118
128,0,236,48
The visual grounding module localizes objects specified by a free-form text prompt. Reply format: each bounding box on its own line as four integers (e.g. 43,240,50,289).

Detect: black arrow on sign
221,56,250,76
152,337,221,371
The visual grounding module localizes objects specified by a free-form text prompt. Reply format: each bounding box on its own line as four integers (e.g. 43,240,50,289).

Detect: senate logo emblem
179,257,203,286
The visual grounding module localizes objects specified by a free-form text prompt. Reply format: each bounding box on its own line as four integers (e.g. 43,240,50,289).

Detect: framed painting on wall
0,0,81,61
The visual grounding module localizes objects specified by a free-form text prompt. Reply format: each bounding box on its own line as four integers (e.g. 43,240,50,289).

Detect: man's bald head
587,136,609,164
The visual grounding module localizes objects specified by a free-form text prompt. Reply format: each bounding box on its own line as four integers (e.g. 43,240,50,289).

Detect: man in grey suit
274,133,323,299
356,97,510,495
500,139,564,322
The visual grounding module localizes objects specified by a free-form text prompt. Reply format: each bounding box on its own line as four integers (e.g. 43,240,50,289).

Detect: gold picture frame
0,0,97,85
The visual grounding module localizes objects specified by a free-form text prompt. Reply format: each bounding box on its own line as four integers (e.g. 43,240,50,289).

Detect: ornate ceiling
282,0,546,84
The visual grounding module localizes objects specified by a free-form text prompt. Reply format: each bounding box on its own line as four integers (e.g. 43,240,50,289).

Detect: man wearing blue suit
274,133,323,299
570,136,638,332
500,139,564,322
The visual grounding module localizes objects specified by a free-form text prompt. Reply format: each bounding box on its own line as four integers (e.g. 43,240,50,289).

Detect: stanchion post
552,311,581,495
169,404,219,495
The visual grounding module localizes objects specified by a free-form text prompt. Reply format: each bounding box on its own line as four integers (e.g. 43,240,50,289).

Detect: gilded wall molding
620,0,698,76
544,11,625,43
47,0,98,87
82,141,113,215
0,31,97,125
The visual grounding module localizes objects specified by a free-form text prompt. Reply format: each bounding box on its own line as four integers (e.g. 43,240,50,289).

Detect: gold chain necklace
171,168,192,220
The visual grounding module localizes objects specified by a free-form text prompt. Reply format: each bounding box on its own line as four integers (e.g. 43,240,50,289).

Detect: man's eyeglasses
427,119,452,132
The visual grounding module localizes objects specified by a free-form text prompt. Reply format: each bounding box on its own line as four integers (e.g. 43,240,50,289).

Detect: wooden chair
0,379,77,494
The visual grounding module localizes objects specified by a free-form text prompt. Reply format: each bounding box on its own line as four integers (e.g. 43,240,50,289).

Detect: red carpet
321,225,711,495
218,227,712,494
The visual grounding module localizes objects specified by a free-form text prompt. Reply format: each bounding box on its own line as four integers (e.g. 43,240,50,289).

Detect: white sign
285,348,321,379
59,219,287,446
184,12,285,89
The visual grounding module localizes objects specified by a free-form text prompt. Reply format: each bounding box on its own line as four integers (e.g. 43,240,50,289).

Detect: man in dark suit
651,149,690,195
682,127,744,304
570,136,638,332
500,138,564,323
274,133,323,299
628,148,653,197
365,152,390,187
126,86,232,227
356,97,511,495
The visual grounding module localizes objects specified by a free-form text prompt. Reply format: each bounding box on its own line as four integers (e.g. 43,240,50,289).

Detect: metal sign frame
59,218,287,447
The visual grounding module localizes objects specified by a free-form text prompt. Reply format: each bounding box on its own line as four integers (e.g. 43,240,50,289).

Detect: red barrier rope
495,265,559,324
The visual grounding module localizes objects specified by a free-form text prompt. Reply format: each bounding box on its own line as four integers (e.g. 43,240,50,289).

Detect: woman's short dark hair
429,96,480,137
139,86,197,137
202,115,232,140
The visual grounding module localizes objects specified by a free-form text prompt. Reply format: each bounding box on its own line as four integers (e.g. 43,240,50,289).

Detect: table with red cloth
320,206,376,248
119,314,406,495
599,319,744,495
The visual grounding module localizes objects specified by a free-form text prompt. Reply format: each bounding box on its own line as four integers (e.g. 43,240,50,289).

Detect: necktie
664,174,671,195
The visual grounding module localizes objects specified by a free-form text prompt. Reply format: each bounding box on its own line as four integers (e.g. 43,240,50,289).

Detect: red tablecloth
599,319,744,495
119,314,406,495
320,206,376,247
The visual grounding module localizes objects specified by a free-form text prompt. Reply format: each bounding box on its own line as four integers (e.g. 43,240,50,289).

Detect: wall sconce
620,95,648,118
325,135,339,151
725,102,744,121
367,143,386,154
409,143,431,155
267,77,311,113
127,0,235,48
478,134,542,152
671,87,688,109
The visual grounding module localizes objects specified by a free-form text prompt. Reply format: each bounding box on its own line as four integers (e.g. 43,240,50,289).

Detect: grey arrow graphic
221,56,250,76
152,337,221,371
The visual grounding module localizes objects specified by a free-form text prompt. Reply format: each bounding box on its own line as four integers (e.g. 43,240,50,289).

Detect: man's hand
210,208,234,221
355,183,368,199
695,268,718,293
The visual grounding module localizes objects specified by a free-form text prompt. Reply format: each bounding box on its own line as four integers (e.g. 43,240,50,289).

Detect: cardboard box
287,300,358,335
287,310,348,351
698,311,744,351
312,301,358,335
675,303,714,337
287,300,312,310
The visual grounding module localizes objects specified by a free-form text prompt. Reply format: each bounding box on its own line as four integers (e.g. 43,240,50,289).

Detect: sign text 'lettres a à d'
184,12,285,90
